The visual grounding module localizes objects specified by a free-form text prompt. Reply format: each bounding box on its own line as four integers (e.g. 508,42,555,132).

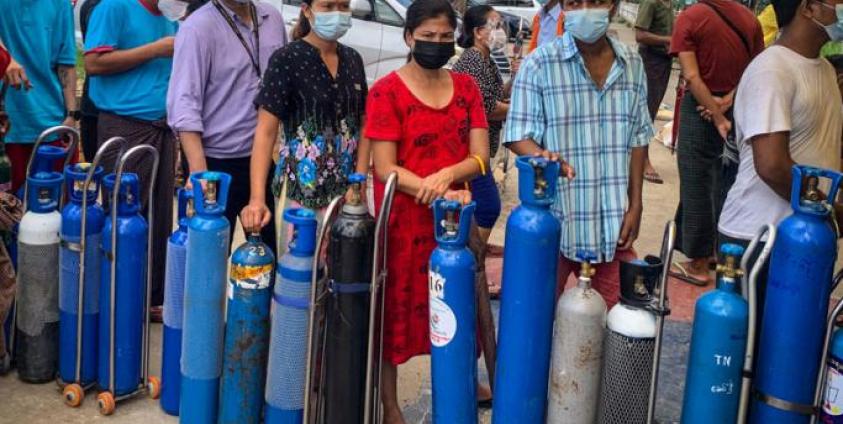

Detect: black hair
457,5,495,49
772,0,802,28
403,0,458,39
293,0,316,41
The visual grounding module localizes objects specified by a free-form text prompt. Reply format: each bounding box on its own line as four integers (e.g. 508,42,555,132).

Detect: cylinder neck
577,261,595,289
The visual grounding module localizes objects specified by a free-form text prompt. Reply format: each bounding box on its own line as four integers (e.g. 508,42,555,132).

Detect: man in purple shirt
167,0,286,250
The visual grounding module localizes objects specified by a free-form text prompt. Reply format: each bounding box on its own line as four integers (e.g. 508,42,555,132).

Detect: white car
264,0,411,84
75,0,409,84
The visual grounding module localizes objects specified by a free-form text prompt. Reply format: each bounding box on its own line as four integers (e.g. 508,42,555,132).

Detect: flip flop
487,244,504,258
669,262,710,287
645,170,664,184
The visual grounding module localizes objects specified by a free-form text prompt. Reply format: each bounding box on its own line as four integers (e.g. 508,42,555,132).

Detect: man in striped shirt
504,0,653,308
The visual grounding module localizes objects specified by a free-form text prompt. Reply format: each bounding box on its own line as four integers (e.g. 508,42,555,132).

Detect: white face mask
158,0,189,21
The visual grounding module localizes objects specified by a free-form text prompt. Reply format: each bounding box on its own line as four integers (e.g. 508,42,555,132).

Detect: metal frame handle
107,145,159,397
737,224,777,424
9,125,80,366
303,195,343,424
364,172,398,424
810,269,843,424
22,125,80,211
647,220,676,424
72,137,127,385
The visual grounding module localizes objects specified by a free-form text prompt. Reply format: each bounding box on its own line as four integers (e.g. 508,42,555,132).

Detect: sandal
644,170,664,184
669,262,711,287
488,284,501,300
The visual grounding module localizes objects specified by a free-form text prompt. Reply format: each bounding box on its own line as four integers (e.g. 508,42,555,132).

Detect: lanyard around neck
212,0,262,78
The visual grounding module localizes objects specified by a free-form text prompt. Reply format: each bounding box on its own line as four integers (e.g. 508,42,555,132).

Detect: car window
284,0,303,5
374,0,404,26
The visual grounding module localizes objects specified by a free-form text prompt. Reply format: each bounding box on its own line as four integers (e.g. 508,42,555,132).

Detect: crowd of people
0,0,842,420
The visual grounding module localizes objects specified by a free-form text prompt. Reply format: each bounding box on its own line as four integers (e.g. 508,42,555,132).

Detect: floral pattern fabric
256,40,367,209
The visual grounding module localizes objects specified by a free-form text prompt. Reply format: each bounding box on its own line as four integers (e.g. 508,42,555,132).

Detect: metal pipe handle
107,145,159,395
647,220,676,424
23,125,80,211
303,195,342,424
72,137,127,384
810,271,843,424
363,172,398,424
737,224,776,424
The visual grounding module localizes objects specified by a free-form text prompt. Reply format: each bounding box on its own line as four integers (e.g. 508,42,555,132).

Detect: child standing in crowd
365,0,490,421
240,0,369,236
453,4,508,296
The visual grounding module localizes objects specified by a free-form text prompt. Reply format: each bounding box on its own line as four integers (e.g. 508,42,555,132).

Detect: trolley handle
647,220,676,424
23,125,80,211
811,270,843,424
737,224,776,424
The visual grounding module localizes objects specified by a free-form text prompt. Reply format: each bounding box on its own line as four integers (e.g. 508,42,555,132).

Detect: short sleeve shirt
85,0,177,121
669,0,764,93
452,47,504,156
0,0,76,144
256,40,368,209
636,0,674,54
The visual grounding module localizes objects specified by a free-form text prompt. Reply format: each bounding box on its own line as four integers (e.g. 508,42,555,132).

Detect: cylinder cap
619,255,663,308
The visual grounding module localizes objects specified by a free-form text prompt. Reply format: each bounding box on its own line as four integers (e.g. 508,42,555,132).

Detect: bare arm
85,37,173,76
355,118,371,174
179,131,208,175
678,51,731,138
373,128,490,204
57,65,77,114
249,109,279,205
618,145,647,249
239,108,279,231
488,101,509,121
751,132,795,201
635,28,671,47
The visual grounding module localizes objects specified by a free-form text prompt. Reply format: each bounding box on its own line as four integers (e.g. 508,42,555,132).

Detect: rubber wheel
63,383,84,407
147,376,161,400
97,391,115,416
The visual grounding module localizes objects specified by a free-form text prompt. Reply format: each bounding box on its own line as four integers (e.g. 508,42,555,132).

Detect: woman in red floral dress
365,0,490,421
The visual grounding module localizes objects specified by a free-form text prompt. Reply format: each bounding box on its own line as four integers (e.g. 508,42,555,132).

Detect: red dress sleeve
0,46,9,76
461,74,489,130
364,73,403,142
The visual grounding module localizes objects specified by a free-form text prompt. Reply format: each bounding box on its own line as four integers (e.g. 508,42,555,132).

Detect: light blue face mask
564,8,610,44
817,3,843,42
312,11,352,41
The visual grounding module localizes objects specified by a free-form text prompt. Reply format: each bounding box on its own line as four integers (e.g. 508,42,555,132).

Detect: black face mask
412,40,455,70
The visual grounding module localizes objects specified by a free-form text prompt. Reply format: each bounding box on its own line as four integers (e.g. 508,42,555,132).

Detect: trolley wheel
147,376,161,400
97,391,116,416
63,383,85,407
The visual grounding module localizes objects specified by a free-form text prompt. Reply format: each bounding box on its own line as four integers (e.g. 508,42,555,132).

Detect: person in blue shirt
505,0,653,308
0,0,78,193
84,0,184,315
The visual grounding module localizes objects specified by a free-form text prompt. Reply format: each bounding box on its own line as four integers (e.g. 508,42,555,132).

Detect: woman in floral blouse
241,0,368,233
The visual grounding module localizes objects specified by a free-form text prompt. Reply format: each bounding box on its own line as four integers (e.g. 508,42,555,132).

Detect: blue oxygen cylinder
751,165,842,423
16,145,66,383
160,188,192,416
218,232,275,424
681,244,748,423
180,172,232,424
822,326,843,422
429,199,478,424
265,208,317,424
493,156,561,424
58,163,105,387
97,173,148,396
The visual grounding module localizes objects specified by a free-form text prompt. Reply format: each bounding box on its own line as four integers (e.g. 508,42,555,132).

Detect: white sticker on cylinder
429,296,457,347
824,357,843,416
